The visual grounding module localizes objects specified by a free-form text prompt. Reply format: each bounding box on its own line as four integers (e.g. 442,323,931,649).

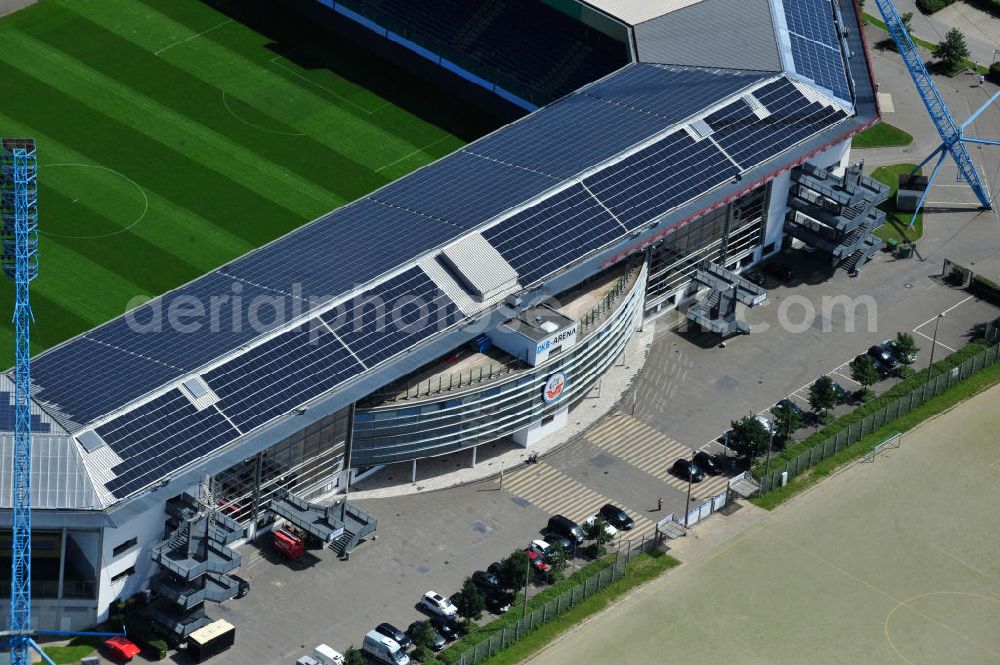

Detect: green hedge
970,274,1000,306
754,339,994,473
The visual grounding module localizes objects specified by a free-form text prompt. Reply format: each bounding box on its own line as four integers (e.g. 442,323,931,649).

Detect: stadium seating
335,0,628,104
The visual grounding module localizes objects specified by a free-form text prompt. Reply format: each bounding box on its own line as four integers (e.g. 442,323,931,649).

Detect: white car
755,414,774,434
527,539,551,557
421,591,458,618
584,515,617,538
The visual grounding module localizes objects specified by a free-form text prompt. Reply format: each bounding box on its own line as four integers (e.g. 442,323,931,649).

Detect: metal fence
757,342,1000,493
450,544,649,665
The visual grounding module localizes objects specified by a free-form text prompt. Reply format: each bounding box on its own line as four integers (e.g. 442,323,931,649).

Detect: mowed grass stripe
79,0,455,169
0,28,336,220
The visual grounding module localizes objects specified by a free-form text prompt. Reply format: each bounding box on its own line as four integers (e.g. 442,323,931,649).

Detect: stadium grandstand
0,0,879,635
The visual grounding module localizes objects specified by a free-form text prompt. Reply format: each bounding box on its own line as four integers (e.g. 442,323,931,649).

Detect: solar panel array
95,390,239,498
781,0,851,101
322,267,457,367
583,132,737,230
705,79,848,169
22,61,854,500
0,392,51,434
483,184,623,285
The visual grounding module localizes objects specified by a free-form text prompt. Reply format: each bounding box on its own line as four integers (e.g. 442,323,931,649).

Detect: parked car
868,343,900,371
598,503,635,530
583,515,617,539
483,589,512,614
670,459,705,482
547,514,585,544
744,268,765,286
486,561,503,579
421,591,458,618
103,636,141,662
755,413,774,433
472,570,502,592
829,378,849,403
885,338,917,364
774,398,804,419
524,543,551,573
407,621,446,652
545,533,577,556
763,262,795,283
429,616,460,641
375,623,412,650
693,451,723,475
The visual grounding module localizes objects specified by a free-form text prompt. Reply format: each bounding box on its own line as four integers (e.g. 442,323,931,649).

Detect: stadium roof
3,0,875,509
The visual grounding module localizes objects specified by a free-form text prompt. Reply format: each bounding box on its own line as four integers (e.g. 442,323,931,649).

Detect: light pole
522,551,531,619
762,424,775,481
924,313,945,393
683,457,694,527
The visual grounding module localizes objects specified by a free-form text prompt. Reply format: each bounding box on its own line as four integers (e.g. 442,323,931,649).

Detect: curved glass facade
351,263,647,465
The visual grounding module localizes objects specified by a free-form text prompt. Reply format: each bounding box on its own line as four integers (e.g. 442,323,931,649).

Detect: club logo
543,372,567,404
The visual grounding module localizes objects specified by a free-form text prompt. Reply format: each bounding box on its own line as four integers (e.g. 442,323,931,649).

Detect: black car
547,514,585,544
598,503,635,530
545,533,577,557
472,570,501,592
868,343,899,371
693,451,723,476
407,621,446,651
230,574,250,599
486,561,503,579
829,379,849,403
670,459,705,482
763,262,795,283
430,616,460,641
375,623,412,650
775,398,804,418
483,589,513,614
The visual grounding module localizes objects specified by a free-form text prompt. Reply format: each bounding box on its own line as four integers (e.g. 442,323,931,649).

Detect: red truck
273,527,305,560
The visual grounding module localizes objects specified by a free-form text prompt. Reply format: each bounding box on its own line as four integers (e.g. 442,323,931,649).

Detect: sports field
0,0,495,364
528,385,1000,665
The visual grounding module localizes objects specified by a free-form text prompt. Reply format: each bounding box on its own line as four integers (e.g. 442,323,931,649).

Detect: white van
311,644,345,665
362,630,410,665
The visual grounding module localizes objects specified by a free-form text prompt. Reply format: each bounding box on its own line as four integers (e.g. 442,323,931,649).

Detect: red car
524,542,551,573
104,636,141,661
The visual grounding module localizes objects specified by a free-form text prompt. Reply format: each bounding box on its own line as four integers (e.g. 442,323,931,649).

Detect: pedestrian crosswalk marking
585,411,730,495
499,463,659,542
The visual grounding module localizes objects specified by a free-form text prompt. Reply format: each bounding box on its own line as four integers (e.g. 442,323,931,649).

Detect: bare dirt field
527,385,1000,665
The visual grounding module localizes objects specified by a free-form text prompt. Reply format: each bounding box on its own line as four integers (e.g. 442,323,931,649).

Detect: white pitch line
376,136,453,173
154,18,233,56
914,329,956,352
832,370,860,386
913,295,975,332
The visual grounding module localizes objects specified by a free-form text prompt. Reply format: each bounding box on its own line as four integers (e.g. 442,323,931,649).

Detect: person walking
657,497,663,511
979,74,986,87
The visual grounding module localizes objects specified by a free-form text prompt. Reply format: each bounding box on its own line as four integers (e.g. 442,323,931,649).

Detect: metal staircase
270,489,377,559
786,162,888,273
685,261,767,337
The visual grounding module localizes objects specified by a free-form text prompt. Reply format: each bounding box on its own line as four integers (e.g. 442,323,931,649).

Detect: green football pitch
0,0,499,365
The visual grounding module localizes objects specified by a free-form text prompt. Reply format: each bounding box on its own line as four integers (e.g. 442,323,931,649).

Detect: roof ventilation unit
440,233,519,303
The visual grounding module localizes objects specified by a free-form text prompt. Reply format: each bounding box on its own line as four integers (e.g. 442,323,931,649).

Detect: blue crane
873,0,1000,225
0,141,124,664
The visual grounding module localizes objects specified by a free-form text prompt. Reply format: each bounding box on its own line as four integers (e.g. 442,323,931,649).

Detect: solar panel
203,322,363,433
583,64,772,122
323,267,458,367
0,392,51,434
96,390,239,498
482,184,624,285
583,131,736,230
224,198,464,305
705,79,846,169
470,65,770,180
372,151,560,227
789,35,850,101
30,338,186,427
782,0,840,49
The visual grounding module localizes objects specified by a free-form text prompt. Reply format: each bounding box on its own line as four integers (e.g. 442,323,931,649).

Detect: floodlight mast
873,0,1000,226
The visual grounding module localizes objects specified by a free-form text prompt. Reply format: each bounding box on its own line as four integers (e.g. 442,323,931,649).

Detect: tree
726,415,771,461
770,401,802,446
584,518,612,558
850,354,880,399
409,620,438,650
808,376,838,420
497,550,530,592
894,332,920,364
344,646,366,665
901,11,914,33
546,541,569,582
455,577,485,622
933,28,970,74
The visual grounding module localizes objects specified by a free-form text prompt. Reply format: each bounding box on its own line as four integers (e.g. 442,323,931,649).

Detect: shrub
916,0,955,13
146,640,168,661
990,62,1000,84
933,28,970,75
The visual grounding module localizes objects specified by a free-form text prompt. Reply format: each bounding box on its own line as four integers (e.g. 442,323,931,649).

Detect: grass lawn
851,121,913,148
871,163,923,243
0,0,497,366
38,635,103,664
751,346,1000,510
862,12,987,74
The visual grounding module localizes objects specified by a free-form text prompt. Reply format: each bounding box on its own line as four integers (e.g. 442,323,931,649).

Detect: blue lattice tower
0,138,38,665
874,0,1000,225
